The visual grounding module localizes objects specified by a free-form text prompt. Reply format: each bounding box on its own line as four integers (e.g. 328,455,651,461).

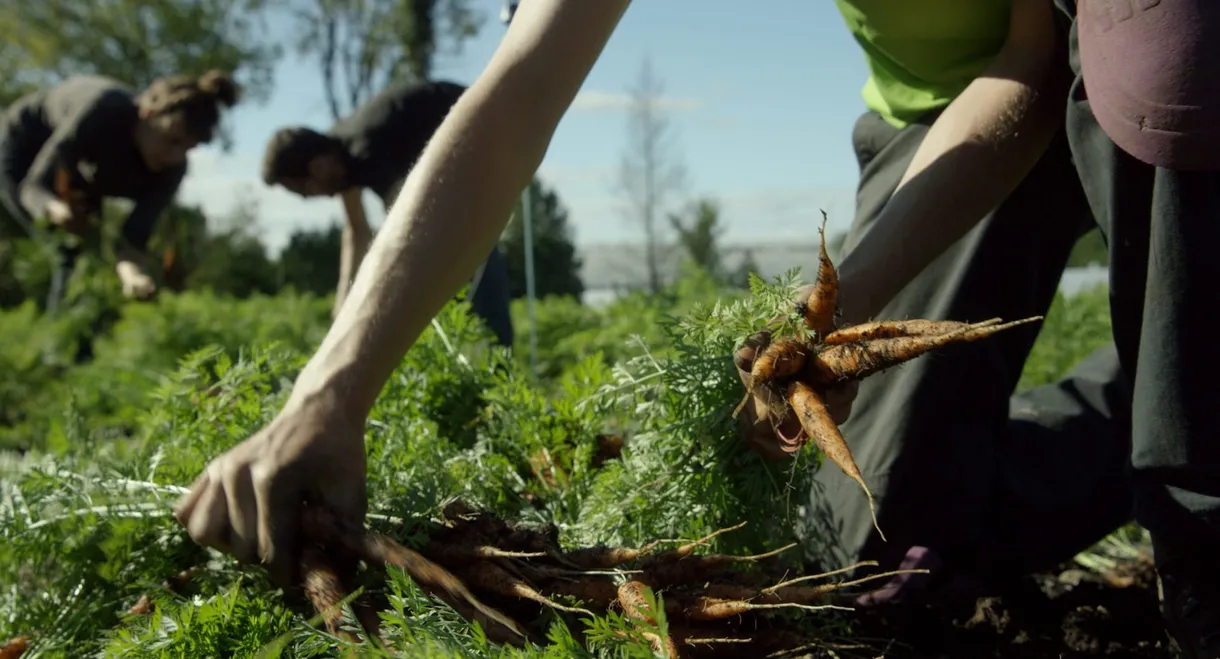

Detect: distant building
573,242,1110,307
575,241,825,307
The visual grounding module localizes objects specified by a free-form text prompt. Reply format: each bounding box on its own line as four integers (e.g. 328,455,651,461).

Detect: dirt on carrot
731,212,1043,555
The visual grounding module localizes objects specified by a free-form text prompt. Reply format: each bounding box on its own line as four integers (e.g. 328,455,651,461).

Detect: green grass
0,273,1121,658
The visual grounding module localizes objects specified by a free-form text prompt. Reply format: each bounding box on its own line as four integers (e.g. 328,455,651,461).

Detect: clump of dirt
841,553,1173,658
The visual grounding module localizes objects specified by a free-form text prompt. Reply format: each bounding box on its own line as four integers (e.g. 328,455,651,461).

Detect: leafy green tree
291,0,484,119
277,222,344,295
185,196,280,298
503,177,584,300
0,0,282,139
729,248,761,290
1067,228,1109,268
669,196,725,280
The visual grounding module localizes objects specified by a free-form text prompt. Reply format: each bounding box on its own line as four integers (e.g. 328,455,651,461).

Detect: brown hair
260,126,345,185
137,69,242,144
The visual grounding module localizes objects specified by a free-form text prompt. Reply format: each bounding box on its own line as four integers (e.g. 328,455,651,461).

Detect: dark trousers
1056,0,1220,562
467,245,514,349
0,137,75,315
798,108,1137,579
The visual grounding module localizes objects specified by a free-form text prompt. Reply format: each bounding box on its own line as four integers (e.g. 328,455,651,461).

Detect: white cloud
570,90,703,113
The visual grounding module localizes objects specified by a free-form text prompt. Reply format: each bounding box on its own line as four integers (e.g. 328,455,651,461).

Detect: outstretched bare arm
834,0,1064,324
292,0,631,416
174,0,633,583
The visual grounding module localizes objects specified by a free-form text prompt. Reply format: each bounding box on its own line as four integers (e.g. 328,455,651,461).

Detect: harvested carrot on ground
0,636,27,659
642,544,798,588
803,211,840,337
618,581,681,658
195,502,923,655
460,562,595,616
301,506,528,641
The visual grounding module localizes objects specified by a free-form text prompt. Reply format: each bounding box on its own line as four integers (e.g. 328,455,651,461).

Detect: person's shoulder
51,75,137,115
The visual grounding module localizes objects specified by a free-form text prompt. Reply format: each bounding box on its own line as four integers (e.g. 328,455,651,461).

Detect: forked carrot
788,380,884,541
821,318,1002,345
803,210,839,337
808,317,1042,385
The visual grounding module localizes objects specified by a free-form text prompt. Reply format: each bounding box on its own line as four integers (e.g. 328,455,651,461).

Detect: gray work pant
799,107,1137,580
467,245,514,349
1055,0,1220,564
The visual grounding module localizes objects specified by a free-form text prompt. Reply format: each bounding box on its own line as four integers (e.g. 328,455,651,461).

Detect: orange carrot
788,381,884,541
0,637,27,659
564,545,647,569
732,337,807,418
678,596,848,621
803,211,839,337
540,577,621,608
642,544,797,588
301,546,366,643
641,522,748,566
821,318,1002,345
300,506,528,640
618,581,681,658
808,317,1042,385
460,562,595,616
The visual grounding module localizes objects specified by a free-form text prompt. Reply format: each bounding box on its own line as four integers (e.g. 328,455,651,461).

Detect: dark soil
827,552,1176,658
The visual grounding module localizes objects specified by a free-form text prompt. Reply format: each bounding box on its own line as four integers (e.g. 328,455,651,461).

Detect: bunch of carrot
733,212,1042,540
279,501,918,658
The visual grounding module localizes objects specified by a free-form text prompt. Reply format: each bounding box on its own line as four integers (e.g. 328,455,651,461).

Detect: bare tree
614,56,688,294
291,0,483,120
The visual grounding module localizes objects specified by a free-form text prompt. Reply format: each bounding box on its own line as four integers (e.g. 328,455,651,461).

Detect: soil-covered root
641,543,799,588
457,561,595,617
300,505,529,641
0,636,27,659
821,317,1003,345
733,337,808,418
127,565,203,615
788,380,883,540
807,317,1043,386
618,581,681,658
802,211,840,338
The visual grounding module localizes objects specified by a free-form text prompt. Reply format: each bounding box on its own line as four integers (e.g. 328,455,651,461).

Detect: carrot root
788,381,884,542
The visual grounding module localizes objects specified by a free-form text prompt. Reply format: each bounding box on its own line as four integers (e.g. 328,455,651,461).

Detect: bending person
0,71,241,310
260,79,514,347
174,3,1218,657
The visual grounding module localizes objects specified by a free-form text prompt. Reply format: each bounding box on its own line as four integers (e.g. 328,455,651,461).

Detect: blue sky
176,0,875,255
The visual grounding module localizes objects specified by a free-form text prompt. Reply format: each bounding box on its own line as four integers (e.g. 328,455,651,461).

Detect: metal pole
521,186,539,379
502,0,539,380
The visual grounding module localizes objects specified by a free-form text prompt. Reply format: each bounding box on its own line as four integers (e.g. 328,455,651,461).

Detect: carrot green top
833,0,1011,128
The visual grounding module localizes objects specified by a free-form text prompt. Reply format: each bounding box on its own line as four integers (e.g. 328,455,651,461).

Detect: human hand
732,284,859,461
45,199,91,235
116,260,158,301
173,394,368,586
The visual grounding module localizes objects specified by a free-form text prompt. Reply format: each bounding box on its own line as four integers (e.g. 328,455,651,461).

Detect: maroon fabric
1078,0,1220,171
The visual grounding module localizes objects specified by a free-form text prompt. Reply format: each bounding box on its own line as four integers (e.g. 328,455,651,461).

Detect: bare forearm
836,51,1064,323
290,0,629,419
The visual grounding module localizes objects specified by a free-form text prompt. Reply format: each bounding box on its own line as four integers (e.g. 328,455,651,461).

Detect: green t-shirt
833,0,1011,128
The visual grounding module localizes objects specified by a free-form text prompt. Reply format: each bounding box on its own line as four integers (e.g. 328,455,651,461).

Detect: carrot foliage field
0,265,1123,658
